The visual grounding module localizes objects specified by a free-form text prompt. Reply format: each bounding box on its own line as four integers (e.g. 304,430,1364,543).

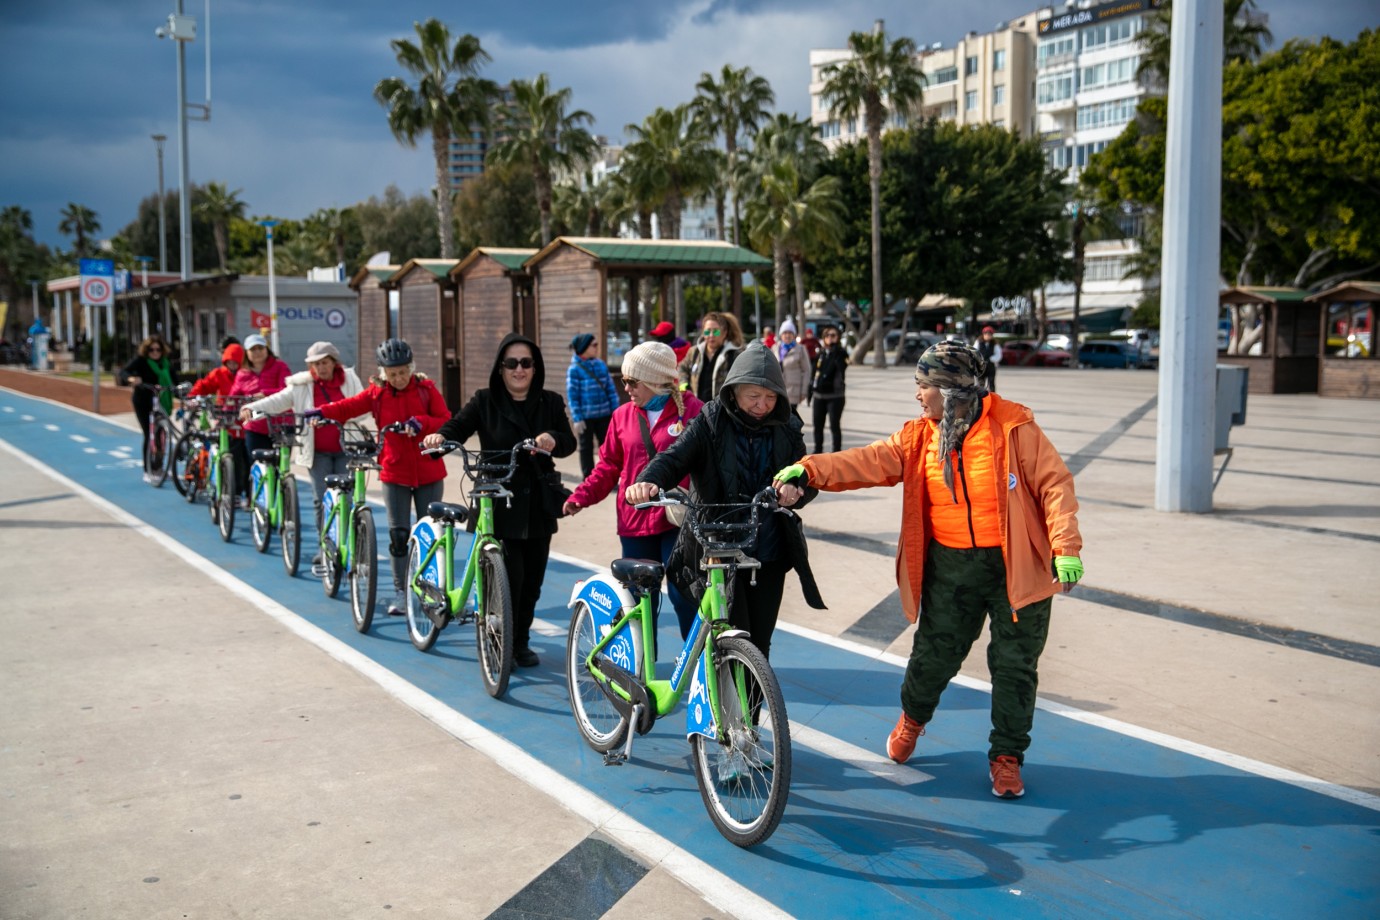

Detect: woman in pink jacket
564,342,704,639
229,333,293,459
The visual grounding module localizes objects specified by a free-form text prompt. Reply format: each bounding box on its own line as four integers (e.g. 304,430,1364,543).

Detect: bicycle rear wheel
565,601,632,752
280,476,300,577
475,545,513,698
690,636,791,848
404,538,442,651
349,508,377,633
217,454,236,541
145,418,172,488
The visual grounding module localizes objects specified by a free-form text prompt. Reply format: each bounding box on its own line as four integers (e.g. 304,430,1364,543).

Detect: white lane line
44,423,59,431
84,447,99,454
2,406,12,412
70,434,90,443
0,439,792,920
20,414,34,421
106,450,128,458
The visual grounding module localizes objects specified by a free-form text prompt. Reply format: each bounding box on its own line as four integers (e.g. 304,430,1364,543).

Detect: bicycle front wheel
217,454,236,542
565,600,632,752
250,470,272,553
145,418,172,487
171,432,195,498
690,635,792,848
404,538,441,651
475,545,513,699
280,475,300,577
349,508,377,633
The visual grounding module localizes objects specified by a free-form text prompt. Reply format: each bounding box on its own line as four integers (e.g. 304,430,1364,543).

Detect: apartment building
808,12,1042,152
445,84,517,192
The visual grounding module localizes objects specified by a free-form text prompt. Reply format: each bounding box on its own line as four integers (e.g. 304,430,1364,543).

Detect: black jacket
638,343,826,609
436,333,577,540
810,343,848,399
117,354,181,415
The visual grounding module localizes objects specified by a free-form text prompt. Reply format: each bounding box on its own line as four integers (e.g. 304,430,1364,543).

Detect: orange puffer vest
924,420,1004,549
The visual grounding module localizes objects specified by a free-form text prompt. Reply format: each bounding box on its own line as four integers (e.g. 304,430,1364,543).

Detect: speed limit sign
79,258,115,307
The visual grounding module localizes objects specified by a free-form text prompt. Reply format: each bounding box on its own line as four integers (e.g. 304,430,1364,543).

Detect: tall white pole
175,0,193,279
261,220,280,354
152,134,168,273
1155,0,1223,512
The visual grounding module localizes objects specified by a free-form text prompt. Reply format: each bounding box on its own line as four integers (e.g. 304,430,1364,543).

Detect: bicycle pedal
602,751,627,766
310,564,328,578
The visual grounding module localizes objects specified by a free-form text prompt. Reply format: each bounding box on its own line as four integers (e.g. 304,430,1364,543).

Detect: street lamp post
259,220,280,354
151,134,168,273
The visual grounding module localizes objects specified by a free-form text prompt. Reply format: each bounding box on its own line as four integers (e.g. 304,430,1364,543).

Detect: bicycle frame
321,452,374,571
408,495,492,618
249,428,295,528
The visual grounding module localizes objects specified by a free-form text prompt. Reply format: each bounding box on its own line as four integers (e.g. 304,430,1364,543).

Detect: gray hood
718,341,792,427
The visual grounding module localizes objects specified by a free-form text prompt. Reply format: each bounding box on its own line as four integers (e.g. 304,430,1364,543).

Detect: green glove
774,463,805,483
1054,556,1083,584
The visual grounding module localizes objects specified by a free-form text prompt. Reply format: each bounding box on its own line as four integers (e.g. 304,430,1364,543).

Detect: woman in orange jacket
775,340,1082,800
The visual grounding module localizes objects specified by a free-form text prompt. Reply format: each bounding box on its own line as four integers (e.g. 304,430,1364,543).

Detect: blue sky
1,0,1374,250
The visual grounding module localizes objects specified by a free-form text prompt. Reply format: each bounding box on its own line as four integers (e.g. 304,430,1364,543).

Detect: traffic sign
79,258,115,307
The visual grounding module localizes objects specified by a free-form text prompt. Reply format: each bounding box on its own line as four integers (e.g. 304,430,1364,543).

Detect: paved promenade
2,364,1376,918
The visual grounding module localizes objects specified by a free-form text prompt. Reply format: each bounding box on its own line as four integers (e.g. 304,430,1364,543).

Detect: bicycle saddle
426,501,470,525
323,475,350,490
610,558,664,594
251,449,278,462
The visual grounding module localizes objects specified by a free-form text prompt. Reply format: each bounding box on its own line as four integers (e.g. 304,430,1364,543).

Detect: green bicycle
205,396,248,543
403,439,541,699
315,420,408,633
170,389,212,500
565,487,793,848
247,415,303,576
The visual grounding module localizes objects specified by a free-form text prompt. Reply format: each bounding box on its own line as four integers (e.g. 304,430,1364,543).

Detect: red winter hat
222,343,246,365
982,326,995,334
650,321,675,338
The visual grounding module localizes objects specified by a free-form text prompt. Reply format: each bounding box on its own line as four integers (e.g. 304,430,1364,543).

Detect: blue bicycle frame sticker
322,490,340,544
410,518,444,584
572,576,637,675
685,647,715,741
250,463,268,509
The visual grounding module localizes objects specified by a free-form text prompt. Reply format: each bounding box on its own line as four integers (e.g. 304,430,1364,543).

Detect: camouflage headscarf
915,341,989,503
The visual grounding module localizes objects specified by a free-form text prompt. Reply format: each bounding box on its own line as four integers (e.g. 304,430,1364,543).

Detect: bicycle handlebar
635,486,782,553
423,438,549,484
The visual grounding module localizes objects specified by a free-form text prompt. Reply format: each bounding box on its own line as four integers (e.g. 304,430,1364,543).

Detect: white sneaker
386,593,406,616
716,748,749,786
743,736,774,771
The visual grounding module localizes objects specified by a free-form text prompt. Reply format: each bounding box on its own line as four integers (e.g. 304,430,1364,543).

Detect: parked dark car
999,340,1073,367
1079,340,1151,369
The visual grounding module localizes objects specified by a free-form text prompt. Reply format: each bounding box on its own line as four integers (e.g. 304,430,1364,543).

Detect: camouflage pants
900,541,1052,764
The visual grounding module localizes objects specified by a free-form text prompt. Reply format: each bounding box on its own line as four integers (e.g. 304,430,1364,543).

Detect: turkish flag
250,309,272,330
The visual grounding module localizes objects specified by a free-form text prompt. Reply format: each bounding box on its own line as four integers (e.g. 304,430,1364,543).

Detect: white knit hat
620,341,679,389
779,317,797,335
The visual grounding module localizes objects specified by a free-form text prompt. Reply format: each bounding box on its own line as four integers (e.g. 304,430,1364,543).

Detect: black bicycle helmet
376,338,413,367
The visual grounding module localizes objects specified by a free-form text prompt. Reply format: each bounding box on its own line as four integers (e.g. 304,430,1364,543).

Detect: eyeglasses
703,328,723,337
501,357,535,370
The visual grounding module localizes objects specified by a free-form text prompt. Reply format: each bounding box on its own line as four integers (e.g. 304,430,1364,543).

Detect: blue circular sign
326,309,346,329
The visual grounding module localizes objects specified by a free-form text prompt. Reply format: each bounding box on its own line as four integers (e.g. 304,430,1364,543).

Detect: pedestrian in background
772,317,810,414
775,340,1083,800
809,323,848,452
566,332,620,479
975,326,1002,391
117,334,178,471
679,310,743,404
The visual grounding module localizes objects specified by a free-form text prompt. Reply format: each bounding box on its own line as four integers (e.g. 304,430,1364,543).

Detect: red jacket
189,366,236,398
319,376,450,487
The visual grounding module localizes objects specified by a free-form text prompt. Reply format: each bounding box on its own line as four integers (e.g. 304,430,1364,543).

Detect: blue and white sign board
79,258,115,308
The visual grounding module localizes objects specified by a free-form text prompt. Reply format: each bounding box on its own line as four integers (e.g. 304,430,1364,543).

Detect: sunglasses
501,357,535,370
622,377,642,388
703,328,723,337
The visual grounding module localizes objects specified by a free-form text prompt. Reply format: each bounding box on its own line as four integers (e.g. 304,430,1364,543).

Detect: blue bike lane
3,389,1377,919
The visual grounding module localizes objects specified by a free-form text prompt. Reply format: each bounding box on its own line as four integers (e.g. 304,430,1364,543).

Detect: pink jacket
229,357,292,436
569,393,703,536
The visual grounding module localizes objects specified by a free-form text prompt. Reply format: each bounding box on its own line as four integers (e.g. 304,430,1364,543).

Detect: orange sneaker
990,755,1025,798
886,713,926,764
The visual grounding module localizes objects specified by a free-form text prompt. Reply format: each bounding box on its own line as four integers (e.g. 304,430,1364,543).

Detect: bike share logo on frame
414,523,440,584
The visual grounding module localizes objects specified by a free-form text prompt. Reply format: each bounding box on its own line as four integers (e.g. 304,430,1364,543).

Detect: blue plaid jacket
566,356,620,422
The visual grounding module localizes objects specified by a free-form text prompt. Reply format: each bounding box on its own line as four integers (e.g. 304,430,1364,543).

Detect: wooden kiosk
348,264,398,371
1309,281,1379,399
385,258,460,409
1217,286,1321,394
449,248,536,405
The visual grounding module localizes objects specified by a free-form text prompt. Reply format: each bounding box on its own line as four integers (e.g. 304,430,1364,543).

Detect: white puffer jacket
243,367,367,469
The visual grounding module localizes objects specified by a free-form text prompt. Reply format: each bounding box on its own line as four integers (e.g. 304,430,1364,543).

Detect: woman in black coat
424,333,576,668
626,342,826,660
116,335,179,470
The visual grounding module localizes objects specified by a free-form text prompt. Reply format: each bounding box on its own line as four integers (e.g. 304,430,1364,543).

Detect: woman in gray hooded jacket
627,342,825,660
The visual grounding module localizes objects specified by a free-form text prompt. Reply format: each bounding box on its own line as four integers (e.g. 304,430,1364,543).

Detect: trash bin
1215,364,1249,453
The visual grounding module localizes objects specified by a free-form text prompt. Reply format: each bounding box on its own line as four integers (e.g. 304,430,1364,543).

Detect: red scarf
313,367,346,454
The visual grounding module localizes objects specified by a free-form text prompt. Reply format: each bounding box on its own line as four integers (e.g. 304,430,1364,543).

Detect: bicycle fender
685,652,715,741
569,574,638,677
408,517,445,585
321,489,342,546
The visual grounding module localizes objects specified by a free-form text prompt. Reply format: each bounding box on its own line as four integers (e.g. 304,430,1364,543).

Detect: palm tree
487,74,599,247
1138,0,1274,82
622,104,718,240
744,160,846,327
0,206,40,312
820,24,925,366
306,207,355,269
193,182,246,273
58,203,101,259
374,20,497,259
737,113,829,200
693,64,776,244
